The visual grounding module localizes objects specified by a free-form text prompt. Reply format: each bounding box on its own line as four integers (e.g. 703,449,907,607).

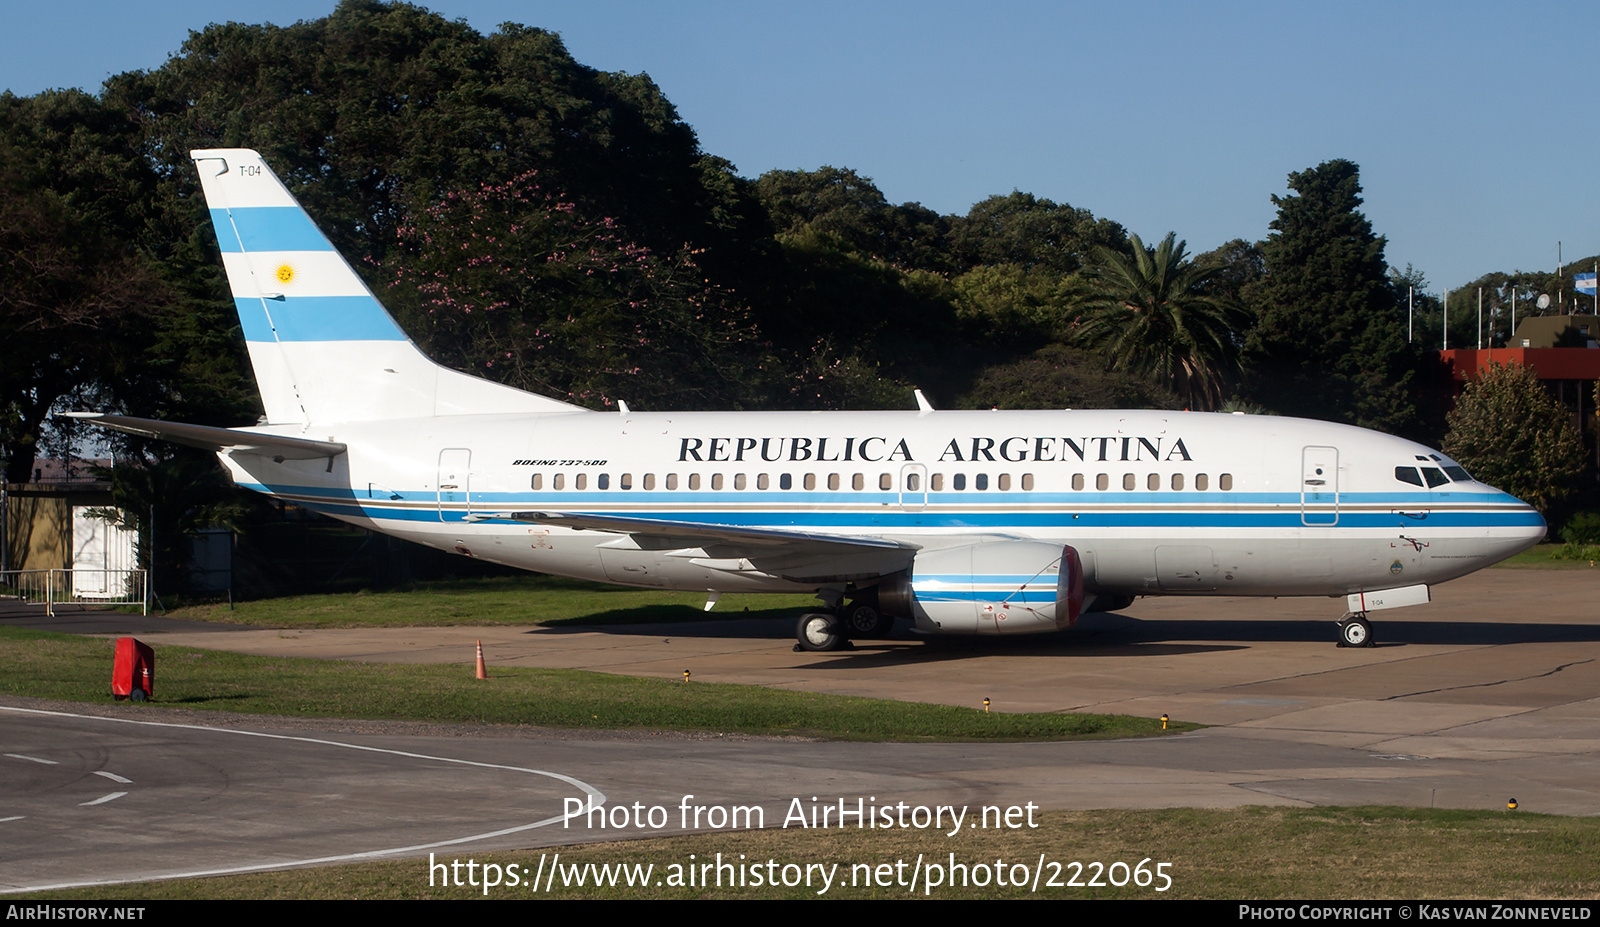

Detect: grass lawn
0,626,1182,741
1495,543,1600,569
161,576,811,628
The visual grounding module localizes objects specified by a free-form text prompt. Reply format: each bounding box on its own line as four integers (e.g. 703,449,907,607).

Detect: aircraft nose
1497,489,1547,554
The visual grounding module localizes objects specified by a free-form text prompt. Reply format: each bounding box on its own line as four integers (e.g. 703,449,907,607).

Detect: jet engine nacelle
878,541,1083,635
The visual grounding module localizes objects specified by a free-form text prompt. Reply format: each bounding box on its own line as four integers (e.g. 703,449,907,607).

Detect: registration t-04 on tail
73,149,1546,652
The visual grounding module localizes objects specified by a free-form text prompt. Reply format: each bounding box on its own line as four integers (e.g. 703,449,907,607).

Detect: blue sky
4,1,1597,304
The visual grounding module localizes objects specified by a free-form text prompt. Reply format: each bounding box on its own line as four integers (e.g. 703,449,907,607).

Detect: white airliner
74,149,1546,652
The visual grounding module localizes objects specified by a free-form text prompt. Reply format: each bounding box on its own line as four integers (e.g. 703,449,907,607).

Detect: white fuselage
219,407,1544,600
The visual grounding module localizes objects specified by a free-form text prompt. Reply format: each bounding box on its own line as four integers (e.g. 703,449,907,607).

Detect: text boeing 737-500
72,149,1545,652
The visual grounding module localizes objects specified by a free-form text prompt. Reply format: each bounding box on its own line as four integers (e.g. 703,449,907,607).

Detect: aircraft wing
64,413,347,460
470,510,917,550
466,510,920,583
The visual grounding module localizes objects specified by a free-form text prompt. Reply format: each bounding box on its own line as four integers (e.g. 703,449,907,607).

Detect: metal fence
0,569,147,616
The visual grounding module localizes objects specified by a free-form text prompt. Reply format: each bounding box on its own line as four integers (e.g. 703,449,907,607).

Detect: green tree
385,171,765,410
957,344,1181,411
0,139,178,482
1194,239,1266,302
949,264,1088,347
1245,160,1420,434
108,1,769,293
949,191,1125,276
1069,232,1251,411
754,166,951,272
1441,362,1585,515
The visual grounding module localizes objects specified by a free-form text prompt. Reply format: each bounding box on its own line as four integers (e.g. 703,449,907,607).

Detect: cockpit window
1420,467,1449,488
1443,465,1472,482
1395,467,1424,487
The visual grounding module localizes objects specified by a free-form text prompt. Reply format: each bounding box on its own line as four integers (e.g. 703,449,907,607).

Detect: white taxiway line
5,753,58,764
93,770,134,784
0,704,609,894
80,792,128,806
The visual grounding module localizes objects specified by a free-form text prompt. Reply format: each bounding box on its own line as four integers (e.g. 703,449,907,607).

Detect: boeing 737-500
73,149,1546,652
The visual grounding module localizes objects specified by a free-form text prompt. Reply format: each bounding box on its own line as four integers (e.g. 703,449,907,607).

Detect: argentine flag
1576,272,1597,295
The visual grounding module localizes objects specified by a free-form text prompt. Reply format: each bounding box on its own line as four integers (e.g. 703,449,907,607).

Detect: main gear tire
843,603,893,639
796,612,847,652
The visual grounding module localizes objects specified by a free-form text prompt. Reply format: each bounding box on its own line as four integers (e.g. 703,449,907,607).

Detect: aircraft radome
72,150,1547,652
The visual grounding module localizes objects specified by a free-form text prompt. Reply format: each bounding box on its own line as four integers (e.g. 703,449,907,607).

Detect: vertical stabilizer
191,149,580,425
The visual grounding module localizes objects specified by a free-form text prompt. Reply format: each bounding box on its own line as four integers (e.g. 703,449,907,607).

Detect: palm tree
1069,232,1251,411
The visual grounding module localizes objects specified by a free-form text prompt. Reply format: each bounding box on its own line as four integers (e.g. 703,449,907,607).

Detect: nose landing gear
1337,613,1374,648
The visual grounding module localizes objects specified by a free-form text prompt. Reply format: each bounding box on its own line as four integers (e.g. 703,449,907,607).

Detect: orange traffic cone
475,640,488,680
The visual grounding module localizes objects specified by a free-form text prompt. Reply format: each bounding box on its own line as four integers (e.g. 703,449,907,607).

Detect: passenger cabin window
574,474,587,490
620,473,633,490
1096,474,1109,491
553,474,565,490
1072,474,1085,491
531,474,542,490
711,473,724,490
975,474,988,491
688,473,701,490
906,472,921,491
779,473,791,490
1147,473,1160,491
1171,473,1184,491
1194,473,1208,491
1021,474,1034,491
997,474,1011,491
1122,473,1136,491
932,473,944,491
1219,473,1233,491
642,473,654,490
879,473,892,490
852,473,865,491
828,474,841,491
597,473,610,490
734,473,747,490
953,474,967,491
665,473,677,489
803,473,815,490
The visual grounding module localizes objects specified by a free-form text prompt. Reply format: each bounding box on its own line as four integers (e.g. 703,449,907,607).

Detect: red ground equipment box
112,637,155,701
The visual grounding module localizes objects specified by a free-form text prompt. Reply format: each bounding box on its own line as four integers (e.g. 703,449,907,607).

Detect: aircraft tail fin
190,149,581,425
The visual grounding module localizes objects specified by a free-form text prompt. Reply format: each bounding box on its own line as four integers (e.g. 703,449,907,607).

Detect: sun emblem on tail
275,264,295,284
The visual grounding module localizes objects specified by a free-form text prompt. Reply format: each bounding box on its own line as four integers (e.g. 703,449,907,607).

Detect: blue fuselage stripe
233,482,1542,530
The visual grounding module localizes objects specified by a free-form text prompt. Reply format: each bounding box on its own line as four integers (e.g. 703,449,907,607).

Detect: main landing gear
1337,613,1374,648
795,611,848,652
794,596,894,652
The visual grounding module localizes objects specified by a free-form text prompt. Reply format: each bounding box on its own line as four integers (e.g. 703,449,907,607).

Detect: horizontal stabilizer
64,413,346,459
